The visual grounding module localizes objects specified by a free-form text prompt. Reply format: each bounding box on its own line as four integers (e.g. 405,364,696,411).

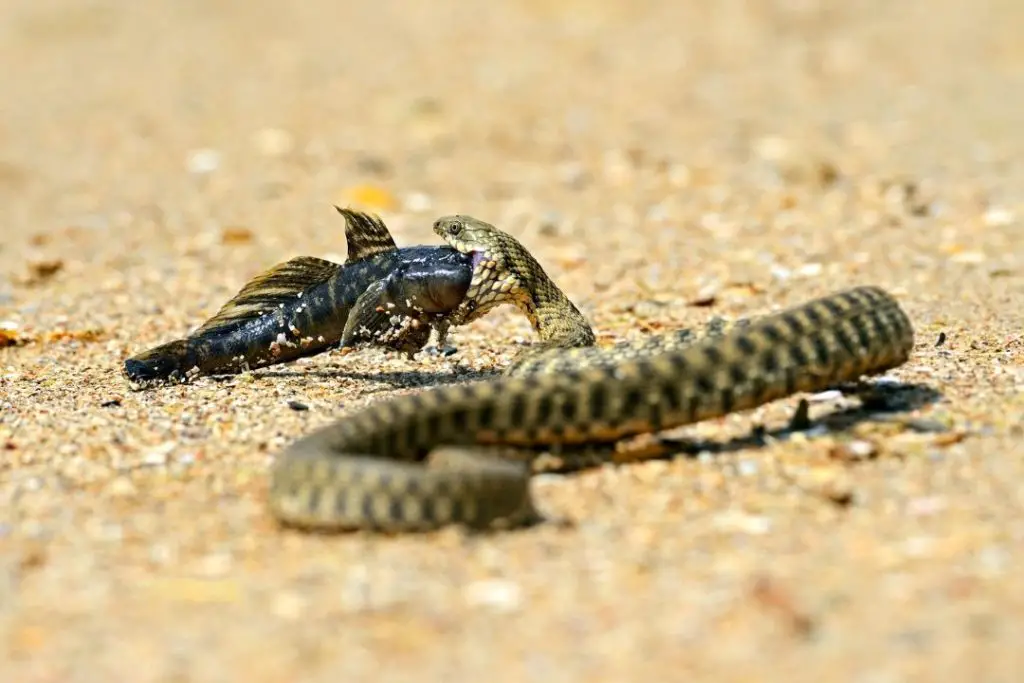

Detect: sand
2,1,1023,681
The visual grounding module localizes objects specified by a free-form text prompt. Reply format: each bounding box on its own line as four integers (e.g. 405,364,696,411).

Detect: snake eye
447,221,463,237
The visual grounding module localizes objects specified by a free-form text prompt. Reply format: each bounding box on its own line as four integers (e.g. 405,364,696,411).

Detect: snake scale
268,215,915,532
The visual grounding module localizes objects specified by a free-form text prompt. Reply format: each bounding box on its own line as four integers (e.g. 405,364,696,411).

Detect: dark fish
123,208,473,387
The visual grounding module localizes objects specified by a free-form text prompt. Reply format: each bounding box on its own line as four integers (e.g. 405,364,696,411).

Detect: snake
267,215,915,532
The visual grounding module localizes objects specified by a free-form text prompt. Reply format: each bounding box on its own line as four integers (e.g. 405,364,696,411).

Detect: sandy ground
2,1,1024,681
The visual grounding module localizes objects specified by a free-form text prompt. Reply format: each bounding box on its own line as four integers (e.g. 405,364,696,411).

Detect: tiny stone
982,206,1015,227
185,148,221,174
753,135,791,162
176,451,197,465
143,442,175,466
713,511,772,535
808,390,844,403
848,440,877,459
463,579,523,612
949,251,986,264
287,400,309,411
737,460,759,477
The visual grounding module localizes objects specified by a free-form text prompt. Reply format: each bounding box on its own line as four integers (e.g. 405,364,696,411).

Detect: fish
122,207,474,387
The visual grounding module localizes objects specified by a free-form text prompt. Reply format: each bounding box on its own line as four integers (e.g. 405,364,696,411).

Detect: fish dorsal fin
335,206,398,263
194,256,340,335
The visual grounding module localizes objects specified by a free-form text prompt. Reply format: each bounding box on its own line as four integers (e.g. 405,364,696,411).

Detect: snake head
433,214,529,311
433,215,499,265
433,214,517,276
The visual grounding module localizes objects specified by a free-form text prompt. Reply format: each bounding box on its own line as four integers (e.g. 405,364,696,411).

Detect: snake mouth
469,250,487,269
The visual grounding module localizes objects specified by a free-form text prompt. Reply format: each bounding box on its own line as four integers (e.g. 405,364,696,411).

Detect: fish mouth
124,355,181,383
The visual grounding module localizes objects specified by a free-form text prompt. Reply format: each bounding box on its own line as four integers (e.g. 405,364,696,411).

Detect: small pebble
737,460,759,477
185,148,221,174
797,263,823,277
143,442,175,466
808,390,844,403
287,400,309,411
982,206,1015,227
19,477,44,492
846,440,878,459
753,135,791,162
713,511,772,535
463,579,523,612
949,251,986,264
176,452,197,465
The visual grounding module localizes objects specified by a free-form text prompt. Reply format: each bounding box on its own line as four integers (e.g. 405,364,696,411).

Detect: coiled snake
268,216,915,532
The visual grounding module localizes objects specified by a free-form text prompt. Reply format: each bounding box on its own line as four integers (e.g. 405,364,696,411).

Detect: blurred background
3,0,1022,331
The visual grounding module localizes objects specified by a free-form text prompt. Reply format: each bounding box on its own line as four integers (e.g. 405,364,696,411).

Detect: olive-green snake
267,216,915,532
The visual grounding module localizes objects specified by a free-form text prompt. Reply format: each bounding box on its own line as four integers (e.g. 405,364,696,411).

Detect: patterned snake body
268,216,915,532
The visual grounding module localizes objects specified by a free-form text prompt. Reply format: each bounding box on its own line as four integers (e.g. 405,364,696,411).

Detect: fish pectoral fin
195,256,341,335
340,280,393,347
335,206,399,263
341,278,432,355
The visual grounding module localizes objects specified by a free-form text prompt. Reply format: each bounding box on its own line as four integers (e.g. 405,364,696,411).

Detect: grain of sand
2,1,1024,681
